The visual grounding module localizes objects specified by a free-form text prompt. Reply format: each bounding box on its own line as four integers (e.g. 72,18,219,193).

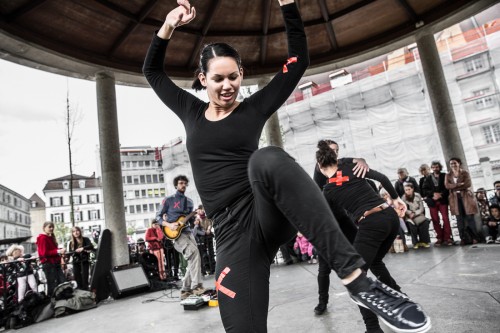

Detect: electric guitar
162,211,197,240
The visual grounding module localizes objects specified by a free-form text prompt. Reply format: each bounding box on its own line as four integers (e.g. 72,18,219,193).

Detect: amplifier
109,264,150,299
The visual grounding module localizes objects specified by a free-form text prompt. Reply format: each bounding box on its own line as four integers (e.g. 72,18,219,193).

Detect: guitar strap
182,196,188,214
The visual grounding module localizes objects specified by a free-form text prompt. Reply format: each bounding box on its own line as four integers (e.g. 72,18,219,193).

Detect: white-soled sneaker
350,277,431,333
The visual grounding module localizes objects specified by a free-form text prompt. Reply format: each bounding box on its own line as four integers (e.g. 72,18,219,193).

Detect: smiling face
199,57,243,110
449,159,460,170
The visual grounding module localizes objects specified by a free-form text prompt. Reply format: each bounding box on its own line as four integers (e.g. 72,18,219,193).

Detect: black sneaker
350,278,431,333
314,303,327,315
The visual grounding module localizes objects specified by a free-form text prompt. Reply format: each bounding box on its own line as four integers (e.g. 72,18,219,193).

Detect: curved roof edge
0,0,497,88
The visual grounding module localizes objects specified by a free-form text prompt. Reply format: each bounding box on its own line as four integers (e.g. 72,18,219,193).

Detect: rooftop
0,0,497,86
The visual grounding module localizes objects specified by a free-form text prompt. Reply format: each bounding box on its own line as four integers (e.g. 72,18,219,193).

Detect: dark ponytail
316,140,338,168
191,43,242,91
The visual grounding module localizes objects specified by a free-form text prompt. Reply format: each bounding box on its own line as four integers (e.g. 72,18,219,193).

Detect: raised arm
143,0,201,122
248,0,309,115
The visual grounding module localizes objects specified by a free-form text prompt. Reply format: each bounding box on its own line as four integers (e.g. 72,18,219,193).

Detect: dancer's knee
248,146,287,177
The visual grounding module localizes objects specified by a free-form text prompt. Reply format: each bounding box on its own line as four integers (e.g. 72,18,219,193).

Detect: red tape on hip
283,57,298,73
216,267,236,299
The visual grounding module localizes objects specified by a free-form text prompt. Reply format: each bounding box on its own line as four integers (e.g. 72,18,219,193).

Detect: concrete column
416,32,467,168
258,77,284,148
95,71,128,267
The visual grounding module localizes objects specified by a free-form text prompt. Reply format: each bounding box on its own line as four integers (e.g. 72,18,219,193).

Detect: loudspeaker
90,229,112,303
109,264,150,299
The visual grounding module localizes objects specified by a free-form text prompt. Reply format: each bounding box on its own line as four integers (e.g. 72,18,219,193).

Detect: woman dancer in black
144,1,429,332
316,140,431,333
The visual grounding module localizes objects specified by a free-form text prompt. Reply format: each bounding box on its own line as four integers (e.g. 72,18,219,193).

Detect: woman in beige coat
445,157,481,245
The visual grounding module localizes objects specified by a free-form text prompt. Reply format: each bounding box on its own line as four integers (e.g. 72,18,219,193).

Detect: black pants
42,263,66,297
164,241,179,279
73,261,90,290
456,197,481,243
354,208,401,331
213,147,365,333
279,237,296,263
407,219,431,245
317,209,358,305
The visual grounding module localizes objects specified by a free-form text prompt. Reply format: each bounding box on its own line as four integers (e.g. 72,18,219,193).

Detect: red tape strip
283,57,298,73
216,267,236,299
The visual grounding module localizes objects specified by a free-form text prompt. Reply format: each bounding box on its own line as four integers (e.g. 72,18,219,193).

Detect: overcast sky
0,59,188,200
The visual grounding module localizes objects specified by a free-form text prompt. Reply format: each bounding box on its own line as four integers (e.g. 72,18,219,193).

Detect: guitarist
155,175,206,300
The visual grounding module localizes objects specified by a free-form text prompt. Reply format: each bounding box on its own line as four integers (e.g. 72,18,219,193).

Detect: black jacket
422,173,449,206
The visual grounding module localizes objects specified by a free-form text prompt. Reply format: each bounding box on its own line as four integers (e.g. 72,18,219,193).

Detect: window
126,161,131,168
146,175,152,183
52,213,64,223
154,189,160,197
482,123,500,144
141,190,146,197
124,206,128,213
89,210,100,220
140,175,145,183
160,188,166,196
62,181,70,189
130,205,135,214
145,161,151,167
132,161,138,168
149,204,155,212
127,176,132,184
155,203,160,211
88,194,99,203
133,176,139,184
139,161,144,167
52,197,62,207
128,190,135,199
159,174,164,182
153,175,158,183
72,196,81,204
473,88,495,110
31,201,37,208
79,180,86,188
464,56,484,73
136,205,142,213
75,212,82,222
135,190,140,198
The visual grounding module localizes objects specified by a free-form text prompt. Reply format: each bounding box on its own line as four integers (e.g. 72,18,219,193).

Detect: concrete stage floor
11,244,500,333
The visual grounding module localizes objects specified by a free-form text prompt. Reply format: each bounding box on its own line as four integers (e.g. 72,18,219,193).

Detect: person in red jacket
36,222,66,297
145,220,167,280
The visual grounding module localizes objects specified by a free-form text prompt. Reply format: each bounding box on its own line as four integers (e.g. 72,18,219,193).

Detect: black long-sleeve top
143,4,309,216
323,162,399,223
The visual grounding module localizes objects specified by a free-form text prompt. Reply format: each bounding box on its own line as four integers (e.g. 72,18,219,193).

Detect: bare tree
65,82,83,227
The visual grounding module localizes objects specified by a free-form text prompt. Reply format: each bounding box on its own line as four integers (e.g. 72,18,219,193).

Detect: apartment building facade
0,184,32,252
43,174,105,237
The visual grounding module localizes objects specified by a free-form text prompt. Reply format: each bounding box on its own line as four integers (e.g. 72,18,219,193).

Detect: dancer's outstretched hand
165,0,196,29
392,198,407,218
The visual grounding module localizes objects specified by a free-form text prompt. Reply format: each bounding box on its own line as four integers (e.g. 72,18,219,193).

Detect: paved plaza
9,244,500,333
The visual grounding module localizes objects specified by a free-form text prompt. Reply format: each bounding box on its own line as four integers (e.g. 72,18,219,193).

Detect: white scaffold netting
279,64,447,181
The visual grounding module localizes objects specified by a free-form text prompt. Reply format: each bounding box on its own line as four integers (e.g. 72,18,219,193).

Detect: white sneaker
486,236,493,244
495,237,500,244
312,258,318,264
